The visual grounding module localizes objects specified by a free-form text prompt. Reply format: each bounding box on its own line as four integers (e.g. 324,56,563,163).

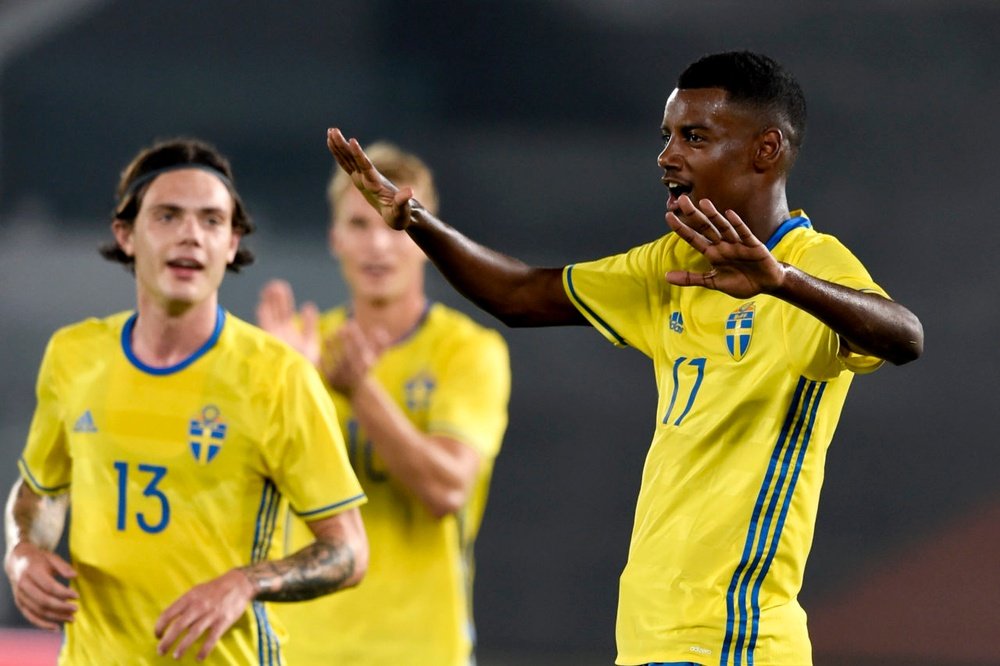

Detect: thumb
388,187,414,230
300,302,320,335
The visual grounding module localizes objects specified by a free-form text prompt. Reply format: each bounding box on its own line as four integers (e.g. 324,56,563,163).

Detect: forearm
239,528,360,602
772,264,924,365
408,207,583,327
5,479,67,556
351,376,476,517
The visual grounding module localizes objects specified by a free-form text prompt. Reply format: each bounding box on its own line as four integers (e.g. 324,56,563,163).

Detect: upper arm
497,266,587,328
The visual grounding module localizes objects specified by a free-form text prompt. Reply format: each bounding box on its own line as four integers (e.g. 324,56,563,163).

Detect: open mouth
664,180,693,209
167,258,204,271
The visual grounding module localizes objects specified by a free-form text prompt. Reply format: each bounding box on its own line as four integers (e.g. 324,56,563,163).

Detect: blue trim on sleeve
295,492,366,518
18,457,70,494
764,213,811,251
565,265,628,346
121,305,225,375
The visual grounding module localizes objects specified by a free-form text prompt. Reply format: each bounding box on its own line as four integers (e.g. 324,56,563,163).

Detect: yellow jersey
274,302,510,665
564,214,886,666
18,307,365,666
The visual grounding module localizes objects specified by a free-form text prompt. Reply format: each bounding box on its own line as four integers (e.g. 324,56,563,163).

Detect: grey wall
1,1,997,663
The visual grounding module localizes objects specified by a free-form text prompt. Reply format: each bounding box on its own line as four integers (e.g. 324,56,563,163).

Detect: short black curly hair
100,137,255,272
678,51,807,161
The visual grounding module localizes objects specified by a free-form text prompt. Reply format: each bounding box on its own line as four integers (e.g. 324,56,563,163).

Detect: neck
740,180,790,243
350,293,428,343
130,293,220,368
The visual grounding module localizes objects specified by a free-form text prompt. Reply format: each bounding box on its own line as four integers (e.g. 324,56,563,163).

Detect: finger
697,199,739,243
665,269,719,289
21,579,79,617
16,586,76,625
45,553,78,581
348,138,378,177
170,616,214,660
300,302,320,337
154,598,185,639
18,605,62,632
725,208,759,243
327,129,356,173
666,211,715,254
196,622,229,661
26,568,78,601
677,195,722,243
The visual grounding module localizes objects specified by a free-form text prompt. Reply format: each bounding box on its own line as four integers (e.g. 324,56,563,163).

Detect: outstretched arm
3,479,77,631
327,128,585,328
666,195,923,365
154,507,366,661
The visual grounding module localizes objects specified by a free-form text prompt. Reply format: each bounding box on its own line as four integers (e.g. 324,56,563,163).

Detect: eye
661,131,670,144
685,131,705,144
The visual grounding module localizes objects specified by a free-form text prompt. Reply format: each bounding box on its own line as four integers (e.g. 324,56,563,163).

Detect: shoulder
425,303,508,351
219,312,315,378
47,310,131,353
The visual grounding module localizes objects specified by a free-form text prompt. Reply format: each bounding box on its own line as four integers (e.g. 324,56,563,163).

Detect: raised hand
4,542,78,631
154,569,255,662
321,320,391,397
665,195,785,299
256,279,321,367
326,128,416,230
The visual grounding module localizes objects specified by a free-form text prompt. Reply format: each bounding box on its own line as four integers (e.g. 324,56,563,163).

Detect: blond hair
328,141,439,220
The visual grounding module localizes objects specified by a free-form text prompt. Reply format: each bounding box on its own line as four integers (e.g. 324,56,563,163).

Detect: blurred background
1,1,997,664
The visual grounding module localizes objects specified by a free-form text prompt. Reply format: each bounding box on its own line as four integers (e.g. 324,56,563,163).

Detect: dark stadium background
1,1,997,664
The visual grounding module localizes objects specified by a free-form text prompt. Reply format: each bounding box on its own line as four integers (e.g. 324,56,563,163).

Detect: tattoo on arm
5,480,68,554
239,539,355,602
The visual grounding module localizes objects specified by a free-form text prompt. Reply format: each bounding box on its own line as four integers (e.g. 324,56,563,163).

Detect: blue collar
122,305,225,375
765,212,812,251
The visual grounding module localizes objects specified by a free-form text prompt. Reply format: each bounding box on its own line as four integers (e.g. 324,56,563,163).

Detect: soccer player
327,50,924,666
256,142,510,665
3,138,369,665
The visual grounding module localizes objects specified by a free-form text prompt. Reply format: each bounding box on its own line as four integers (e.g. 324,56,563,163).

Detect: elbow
889,316,925,366
344,537,369,589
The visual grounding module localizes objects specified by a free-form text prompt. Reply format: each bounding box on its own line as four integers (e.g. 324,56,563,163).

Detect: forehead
661,87,743,127
140,168,234,213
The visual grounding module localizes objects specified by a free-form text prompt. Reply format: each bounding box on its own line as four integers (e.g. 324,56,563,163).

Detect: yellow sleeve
563,238,668,357
19,334,72,495
426,329,510,459
784,234,889,379
263,354,365,521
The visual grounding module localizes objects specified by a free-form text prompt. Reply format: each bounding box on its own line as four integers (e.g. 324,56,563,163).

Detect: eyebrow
149,203,230,216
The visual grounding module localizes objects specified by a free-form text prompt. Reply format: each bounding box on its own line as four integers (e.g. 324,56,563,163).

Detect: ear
227,230,242,264
111,219,135,257
753,127,785,172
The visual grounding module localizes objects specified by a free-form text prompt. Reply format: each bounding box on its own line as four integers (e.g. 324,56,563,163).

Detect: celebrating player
327,51,924,666
257,142,510,665
4,138,368,664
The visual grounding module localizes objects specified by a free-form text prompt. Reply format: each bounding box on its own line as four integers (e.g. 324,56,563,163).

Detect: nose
657,137,680,170
178,213,204,244
368,224,395,252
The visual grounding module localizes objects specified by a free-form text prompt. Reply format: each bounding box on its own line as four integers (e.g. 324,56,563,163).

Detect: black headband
118,163,234,211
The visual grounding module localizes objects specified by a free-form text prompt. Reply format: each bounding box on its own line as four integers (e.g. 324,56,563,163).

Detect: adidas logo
73,410,98,433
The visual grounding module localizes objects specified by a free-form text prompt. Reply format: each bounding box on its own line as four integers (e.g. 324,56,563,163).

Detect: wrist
234,566,261,600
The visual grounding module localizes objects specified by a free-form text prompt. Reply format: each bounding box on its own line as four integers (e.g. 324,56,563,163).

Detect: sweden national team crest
404,371,436,411
725,302,756,361
189,405,227,464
